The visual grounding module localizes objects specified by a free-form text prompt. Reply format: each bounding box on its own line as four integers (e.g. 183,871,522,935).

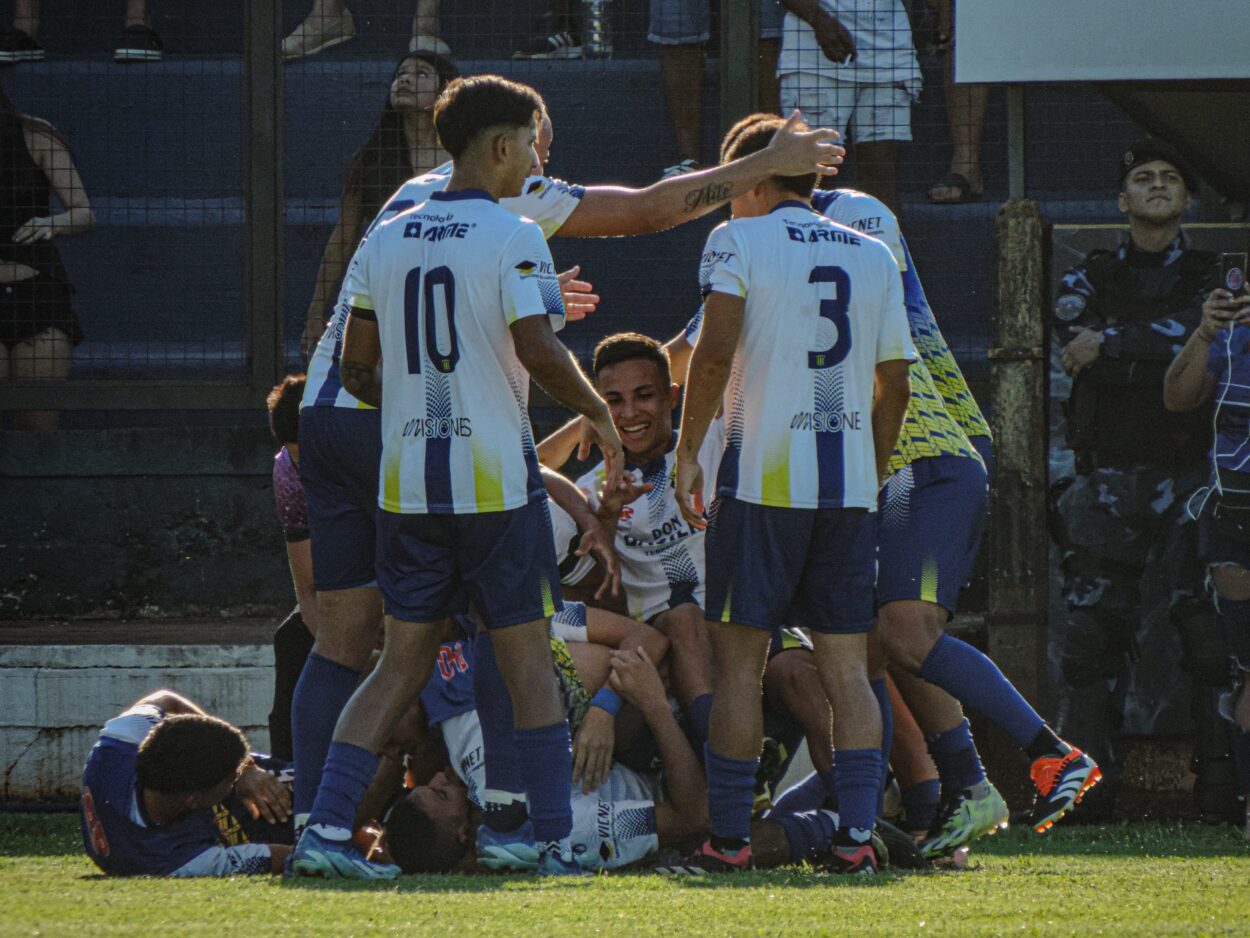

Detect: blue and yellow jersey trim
888,360,980,476
898,236,992,442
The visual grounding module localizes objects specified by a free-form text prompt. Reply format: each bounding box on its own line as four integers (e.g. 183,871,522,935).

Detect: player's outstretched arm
536,415,584,468
553,111,843,238
872,360,911,486
512,316,624,494
675,291,744,527
339,310,383,408
609,649,709,845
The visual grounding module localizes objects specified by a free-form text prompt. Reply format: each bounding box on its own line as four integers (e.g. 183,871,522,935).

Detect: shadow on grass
964,822,1250,858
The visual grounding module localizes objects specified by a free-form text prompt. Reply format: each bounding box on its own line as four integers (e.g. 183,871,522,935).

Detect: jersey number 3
808,265,852,370
403,266,459,374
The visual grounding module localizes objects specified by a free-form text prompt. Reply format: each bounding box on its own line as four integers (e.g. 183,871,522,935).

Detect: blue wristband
590,687,623,717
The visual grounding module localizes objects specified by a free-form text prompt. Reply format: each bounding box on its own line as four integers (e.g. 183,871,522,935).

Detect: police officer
1050,138,1227,820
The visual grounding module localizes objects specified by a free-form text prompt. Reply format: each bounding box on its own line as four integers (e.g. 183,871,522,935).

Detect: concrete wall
0,426,292,621
0,643,273,802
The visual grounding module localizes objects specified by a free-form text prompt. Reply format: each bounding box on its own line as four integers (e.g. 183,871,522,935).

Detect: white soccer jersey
345,190,565,514
439,709,660,870
303,164,584,410
575,429,721,621
776,0,921,91
698,200,917,510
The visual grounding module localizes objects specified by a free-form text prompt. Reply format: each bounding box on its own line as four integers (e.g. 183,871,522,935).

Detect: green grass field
3,814,1248,937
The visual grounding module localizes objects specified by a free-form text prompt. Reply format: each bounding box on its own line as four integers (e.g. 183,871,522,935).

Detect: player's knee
876,602,944,671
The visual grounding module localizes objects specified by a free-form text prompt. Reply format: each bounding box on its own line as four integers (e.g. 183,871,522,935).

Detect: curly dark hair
384,797,468,874
135,714,249,794
344,51,460,222
267,373,306,446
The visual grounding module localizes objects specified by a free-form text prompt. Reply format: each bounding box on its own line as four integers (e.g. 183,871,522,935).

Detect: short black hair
592,332,672,389
433,75,545,159
135,714,249,794
267,374,305,446
720,113,815,198
384,797,468,874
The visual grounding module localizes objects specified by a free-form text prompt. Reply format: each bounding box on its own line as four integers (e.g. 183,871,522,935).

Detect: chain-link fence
0,0,1222,433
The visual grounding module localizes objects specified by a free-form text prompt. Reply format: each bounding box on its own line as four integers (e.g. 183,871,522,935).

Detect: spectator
0,0,162,64
283,0,448,61
1164,282,1250,839
1050,139,1225,822
639,0,786,175
266,374,317,763
923,0,988,204
0,82,93,432
512,0,583,60
300,50,458,359
776,0,921,216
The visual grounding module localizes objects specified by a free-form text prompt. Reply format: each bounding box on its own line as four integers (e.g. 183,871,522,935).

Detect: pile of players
79,73,1101,879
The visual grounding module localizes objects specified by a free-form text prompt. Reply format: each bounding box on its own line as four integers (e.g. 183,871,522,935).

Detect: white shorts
778,73,912,144
549,498,597,586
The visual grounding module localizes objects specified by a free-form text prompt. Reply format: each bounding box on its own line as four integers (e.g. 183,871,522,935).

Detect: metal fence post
244,0,284,390
720,0,758,135
986,199,1048,707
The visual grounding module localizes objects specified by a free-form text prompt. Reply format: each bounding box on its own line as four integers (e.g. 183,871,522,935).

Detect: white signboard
956,0,1250,83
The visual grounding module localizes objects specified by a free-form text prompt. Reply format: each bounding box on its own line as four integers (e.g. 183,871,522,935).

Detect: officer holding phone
1049,138,1226,822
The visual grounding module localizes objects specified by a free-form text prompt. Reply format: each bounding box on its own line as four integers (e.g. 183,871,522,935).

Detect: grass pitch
2,814,1248,937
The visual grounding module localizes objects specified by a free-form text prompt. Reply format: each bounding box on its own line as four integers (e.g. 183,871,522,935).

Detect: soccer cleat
512,30,582,60
290,826,400,879
114,24,163,62
826,831,879,875
1028,747,1102,833
476,821,540,872
536,839,587,876
875,817,928,870
920,782,1009,859
0,27,45,63
653,840,754,875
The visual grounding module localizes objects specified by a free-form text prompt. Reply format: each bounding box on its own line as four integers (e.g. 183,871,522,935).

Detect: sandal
927,171,983,204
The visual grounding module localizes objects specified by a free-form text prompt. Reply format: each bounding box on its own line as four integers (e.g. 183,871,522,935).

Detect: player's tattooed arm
554,112,842,237
340,310,383,407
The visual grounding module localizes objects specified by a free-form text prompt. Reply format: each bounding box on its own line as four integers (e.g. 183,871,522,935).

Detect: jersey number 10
403,265,459,374
808,265,852,370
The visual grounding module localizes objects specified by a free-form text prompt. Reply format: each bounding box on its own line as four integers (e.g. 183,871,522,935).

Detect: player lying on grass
380,639,918,873
80,690,293,877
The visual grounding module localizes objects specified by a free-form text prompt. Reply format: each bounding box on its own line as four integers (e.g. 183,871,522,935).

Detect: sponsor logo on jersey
515,259,556,277
786,224,861,246
402,416,473,439
402,219,473,241
789,410,863,432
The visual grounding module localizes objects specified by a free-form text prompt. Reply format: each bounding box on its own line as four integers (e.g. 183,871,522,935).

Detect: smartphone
1221,252,1249,298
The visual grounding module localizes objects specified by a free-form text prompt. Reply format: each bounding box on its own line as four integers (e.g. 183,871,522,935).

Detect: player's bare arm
553,112,843,238
339,310,383,408
537,415,584,468
663,327,695,386
609,649,709,845
1164,289,1247,412
675,291,745,528
512,315,624,493
872,360,912,486
543,465,622,599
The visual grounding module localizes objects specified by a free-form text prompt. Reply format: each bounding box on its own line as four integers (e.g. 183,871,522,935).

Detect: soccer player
289,75,622,879
538,333,720,744
812,186,1101,847
80,690,293,877
290,102,843,844
673,114,916,874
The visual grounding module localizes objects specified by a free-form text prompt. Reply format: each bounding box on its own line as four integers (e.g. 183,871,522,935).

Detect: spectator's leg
9,326,68,432
929,59,988,203
854,141,900,218
409,0,451,54
757,38,780,115
661,44,706,165
125,0,147,28
14,0,37,36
